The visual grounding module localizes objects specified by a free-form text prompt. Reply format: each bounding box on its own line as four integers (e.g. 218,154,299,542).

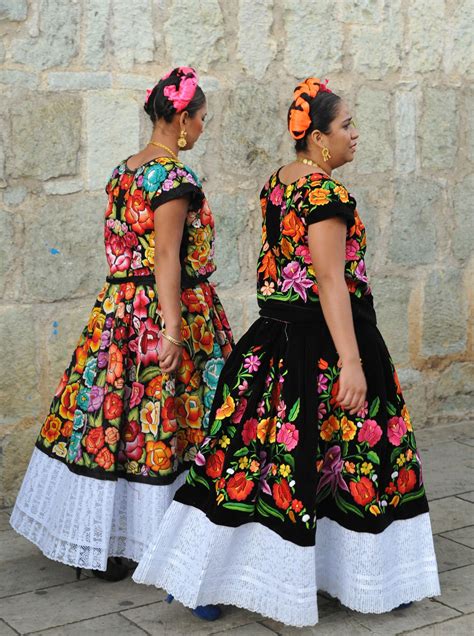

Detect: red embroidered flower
273,479,292,510
397,467,417,494
95,447,114,469
103,392,123,420
206,450,225,479
349,477,375,506
85,427,105,455
226,471,254,501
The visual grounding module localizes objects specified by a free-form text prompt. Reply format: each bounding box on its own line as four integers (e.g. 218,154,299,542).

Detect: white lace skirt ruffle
133,501,441,627
10,447,186,570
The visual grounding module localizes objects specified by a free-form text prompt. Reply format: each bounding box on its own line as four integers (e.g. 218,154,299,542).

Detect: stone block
451,174,474,262
354,87,393,173
238,0,276,80
429,496,474,535
458,492,474,503
349,1,402,79
387,178,441,266
3,186,27,206
0,576,167,633
283,0,343,76
403,614,474,636
264,608,373,635
434,534,474,572
164,0,226,72
395,89,417,174
115,73,155,91
0,0,27,21
434,362,474,415
356,598,460,634
0,307,40,423
406,0,445,73
336,0,384,23
0,510,10,531
441,526,474,549
0,531,77,596
421,88,458,170
419,440,472,500
32,613,146,636
123,599,264,636
47,72,112,90
23,193,106,302
466,88,474,163
221,81,280,175
11,0,80,69
0,619,16,635
438,564,474,613
43,178,83,195
0,207,22,298
372,276,412,366
421,269,467,358
0,70,39,89
85,92,139,191
110,0,154,70
9,94,81,180
209,191,248,288
218,286,258,341
0,418,38,506
444,0,473,76
84,0,111,70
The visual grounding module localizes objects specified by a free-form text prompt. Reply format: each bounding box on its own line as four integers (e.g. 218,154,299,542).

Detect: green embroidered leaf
257,499,285,522
233,447,249,458
399,487,425,506
209,420,222,437
227,426,237,437
386,401,397,416
256,499,270,517
222,384,230,400
192,472,211,491
282,453,295,469
369,397,380,418
288,399,300,422
139,366,160,384
390,447,403,464
315,484,331,504
223,502,254,513
335,491,365,518
367,451,380,465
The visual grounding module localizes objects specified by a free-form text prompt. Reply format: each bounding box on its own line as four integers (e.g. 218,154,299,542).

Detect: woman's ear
179,111,189,128
309,129,323,148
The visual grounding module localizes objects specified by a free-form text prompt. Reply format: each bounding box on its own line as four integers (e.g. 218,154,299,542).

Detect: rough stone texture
422,269,468,358
355,87,393,173
238,0,276,80
164,0,226,72
349,0,402,79
0,0,27,21
23,194,106,302
86,92,140,190
387,178,441,266
0,0,472,504
11,0,80,70
110,0,154,70
406,0,446,74
421,88,458,170
283,0,343,76
8,94,81,180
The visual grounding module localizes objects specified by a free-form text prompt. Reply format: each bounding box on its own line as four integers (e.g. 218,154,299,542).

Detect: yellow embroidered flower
341,416,357,441
215,395,235,420
402,405,413,432
369,504,381,516
103,296,115,314
396,453,406,467
238,456,249,469
360,462,373,475
334,185,349,203
279,464,291,478
219,435,231,449
390,495,400,507
140,401,160,436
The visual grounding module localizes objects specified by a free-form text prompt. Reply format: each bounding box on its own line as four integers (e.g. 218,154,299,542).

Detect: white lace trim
133,502,441,627
10,447,186,570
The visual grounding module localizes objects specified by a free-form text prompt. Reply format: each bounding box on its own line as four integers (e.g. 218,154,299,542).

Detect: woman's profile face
182,103,207,151
325,101,359,169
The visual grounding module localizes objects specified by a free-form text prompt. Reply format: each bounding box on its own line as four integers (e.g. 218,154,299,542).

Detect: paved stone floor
0,421,472,636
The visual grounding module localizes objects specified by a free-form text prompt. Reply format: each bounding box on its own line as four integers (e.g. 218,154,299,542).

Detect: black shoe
75,557,130,582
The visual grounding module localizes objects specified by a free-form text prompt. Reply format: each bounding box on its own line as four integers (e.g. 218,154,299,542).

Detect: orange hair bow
288,77,331,140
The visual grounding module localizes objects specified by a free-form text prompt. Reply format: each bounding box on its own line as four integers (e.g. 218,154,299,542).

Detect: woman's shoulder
303,174,353,207
141,157,202,195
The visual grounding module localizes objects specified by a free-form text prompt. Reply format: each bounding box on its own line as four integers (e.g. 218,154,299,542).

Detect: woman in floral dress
11,67,233,582
133,78,440,626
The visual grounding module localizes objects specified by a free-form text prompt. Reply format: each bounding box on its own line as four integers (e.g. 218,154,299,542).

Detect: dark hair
288,91,341,151
144,69,206,124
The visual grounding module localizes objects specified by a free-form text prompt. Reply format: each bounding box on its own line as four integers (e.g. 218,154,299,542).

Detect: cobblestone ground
0,421,472,636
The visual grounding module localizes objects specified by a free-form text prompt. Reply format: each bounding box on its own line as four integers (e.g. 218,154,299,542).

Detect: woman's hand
336,359,367,415
158,335,183,374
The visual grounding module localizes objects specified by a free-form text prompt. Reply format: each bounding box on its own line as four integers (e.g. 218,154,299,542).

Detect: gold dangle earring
177,129,187,149
322,146,331,162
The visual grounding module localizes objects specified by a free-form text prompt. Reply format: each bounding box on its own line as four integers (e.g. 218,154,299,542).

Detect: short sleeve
142,161,204,211
302,179,355,229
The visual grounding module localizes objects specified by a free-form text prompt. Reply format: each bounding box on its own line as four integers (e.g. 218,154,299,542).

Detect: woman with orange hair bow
133,77,440,626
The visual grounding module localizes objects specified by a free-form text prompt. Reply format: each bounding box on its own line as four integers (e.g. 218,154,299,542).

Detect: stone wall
0,0,472,505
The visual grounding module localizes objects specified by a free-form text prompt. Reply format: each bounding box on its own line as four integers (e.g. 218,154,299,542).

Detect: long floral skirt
133,301,440,626
11,277,233,570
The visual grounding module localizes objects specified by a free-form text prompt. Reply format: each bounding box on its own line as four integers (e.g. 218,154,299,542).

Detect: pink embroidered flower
281,261,314,301
387,416,407,446
238,379,249,396
317,402,327,420
355,260,369,283
129,382,145,408
269,184,284,206
242,418,258,445
243,355,261,373
277,400,287,419
357,401,369,418
345,238,360,260
317,373,329,394
232,398,248,424
133,289,150,319
277,422,299,451
105,235,132,274
358,419,382,448
295,244,312,264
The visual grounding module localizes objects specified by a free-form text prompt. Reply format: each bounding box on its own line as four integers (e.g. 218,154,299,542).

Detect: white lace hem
10,447,186,570
133,502,441,627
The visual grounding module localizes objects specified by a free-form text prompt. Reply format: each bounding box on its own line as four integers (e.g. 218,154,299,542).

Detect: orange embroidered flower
334,185,349,203
145,440,173,472
257,250,278,281
320,415,340,441
401,405,412,432
105,427,120,445
175,393,204,429
215,395,235,420
74,345,88,374
176,349,195,385
95,447,114,469
106,344,123,384
191,315,214,354
341,416,357,441
181,288,202,313
282,210,305,242
308,188,330,206
41,415,62,443
59,383,79,421
61,420,73,438
257,417,277,444
145,375,162,399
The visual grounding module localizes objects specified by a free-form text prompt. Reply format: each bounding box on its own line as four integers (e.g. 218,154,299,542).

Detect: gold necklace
296,156,329,175
148,141,178,161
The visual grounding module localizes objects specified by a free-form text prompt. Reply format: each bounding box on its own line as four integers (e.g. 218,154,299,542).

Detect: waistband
106,272,210,287
259,297,377,326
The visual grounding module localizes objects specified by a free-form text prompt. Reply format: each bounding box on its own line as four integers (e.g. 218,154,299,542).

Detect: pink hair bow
144,88,153,104
163,67,199,112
